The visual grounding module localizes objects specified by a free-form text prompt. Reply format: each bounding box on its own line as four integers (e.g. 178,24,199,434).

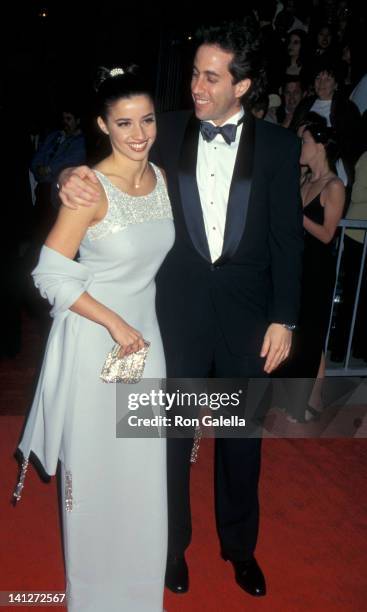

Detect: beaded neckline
93,164,158,200
86,163,172,242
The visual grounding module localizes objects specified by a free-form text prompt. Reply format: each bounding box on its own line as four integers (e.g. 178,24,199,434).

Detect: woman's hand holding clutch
102,314,150,384
107,314,145,357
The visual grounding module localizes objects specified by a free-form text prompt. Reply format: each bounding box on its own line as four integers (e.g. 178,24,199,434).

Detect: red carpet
1,314,367,611
1,419,367,611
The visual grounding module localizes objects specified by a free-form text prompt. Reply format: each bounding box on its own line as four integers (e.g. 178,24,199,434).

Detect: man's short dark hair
198,18,267,104
282,75,305,91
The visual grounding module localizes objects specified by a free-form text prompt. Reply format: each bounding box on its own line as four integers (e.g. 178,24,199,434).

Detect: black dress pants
165,322,265,562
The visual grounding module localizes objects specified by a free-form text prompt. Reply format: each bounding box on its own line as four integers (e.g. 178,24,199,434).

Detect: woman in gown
15,67,174,611
278,117,344,421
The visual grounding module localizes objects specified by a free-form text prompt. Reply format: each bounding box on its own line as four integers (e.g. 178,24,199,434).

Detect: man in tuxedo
154,22,303,598
58,20,303,599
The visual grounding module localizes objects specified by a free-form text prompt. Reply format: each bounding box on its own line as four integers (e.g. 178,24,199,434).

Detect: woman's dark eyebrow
115,112,155,121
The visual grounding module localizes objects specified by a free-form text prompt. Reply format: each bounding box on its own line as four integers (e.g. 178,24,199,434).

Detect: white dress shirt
310,99,332,125
196,108,244,262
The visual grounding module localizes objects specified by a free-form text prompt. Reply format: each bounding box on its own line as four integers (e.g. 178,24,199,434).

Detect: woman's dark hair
286,28,309,67
301,115,340,169
197,18,267,105
94,65,154,120
250,93,269,116
312,58,343,85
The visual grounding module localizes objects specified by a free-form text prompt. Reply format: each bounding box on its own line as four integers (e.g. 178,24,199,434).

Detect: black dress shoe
223,555,266,597
165,555,189,594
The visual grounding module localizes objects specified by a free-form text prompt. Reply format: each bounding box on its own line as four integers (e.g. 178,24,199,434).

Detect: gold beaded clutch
100,341,150,384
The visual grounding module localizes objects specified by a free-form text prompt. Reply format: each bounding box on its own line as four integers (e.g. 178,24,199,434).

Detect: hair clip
109,67,124,77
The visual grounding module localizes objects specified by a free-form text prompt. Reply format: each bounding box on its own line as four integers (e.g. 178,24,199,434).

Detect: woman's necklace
133,164,148,189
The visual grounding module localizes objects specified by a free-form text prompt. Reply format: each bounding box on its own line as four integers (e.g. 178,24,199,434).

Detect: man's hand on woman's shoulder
58,165,100,209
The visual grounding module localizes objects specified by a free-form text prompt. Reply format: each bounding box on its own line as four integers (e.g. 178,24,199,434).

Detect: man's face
62,112,79,135
283,81,303,112
191,44,251,126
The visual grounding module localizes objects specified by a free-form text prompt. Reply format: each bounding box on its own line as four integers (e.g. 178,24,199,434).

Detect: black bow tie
200,116,245,145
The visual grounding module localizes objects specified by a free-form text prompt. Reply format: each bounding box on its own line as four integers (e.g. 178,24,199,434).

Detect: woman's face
300,129,323,166
98,94,156,161
288,34,301,58
314,71,337,100
317,27,332,49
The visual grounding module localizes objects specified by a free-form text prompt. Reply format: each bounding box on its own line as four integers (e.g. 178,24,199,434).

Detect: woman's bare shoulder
321,176,345,210
325,176,345,196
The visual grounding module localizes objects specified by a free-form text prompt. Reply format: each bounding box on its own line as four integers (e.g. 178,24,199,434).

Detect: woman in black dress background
280,117,345,421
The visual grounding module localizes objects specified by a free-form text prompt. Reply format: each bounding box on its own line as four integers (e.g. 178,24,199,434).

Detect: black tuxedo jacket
152,111,303,358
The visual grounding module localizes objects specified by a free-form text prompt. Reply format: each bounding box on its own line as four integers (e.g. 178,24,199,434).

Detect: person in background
284,29,309,78
278,76,306,127
310,24,337,64
278,116,345,421
31,107,86,186
250,93,269,119
290,60,363,192
30,105,86,242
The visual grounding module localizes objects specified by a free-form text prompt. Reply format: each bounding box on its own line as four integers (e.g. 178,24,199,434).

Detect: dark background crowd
1,0,367,370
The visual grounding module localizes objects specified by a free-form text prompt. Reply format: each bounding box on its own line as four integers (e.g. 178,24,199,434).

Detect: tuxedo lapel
178,113,211,262
216,113,255,264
